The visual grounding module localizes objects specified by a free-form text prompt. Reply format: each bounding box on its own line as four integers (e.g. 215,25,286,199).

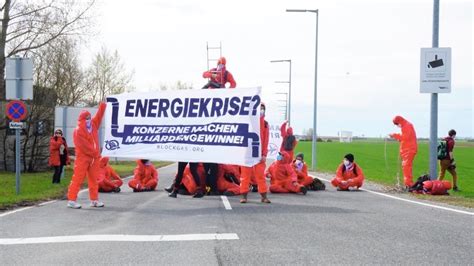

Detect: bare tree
83,46,134,106
0,0,95,100
157,81,194,91
32,36,86,106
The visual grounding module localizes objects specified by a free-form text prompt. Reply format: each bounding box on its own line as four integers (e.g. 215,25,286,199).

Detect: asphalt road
1,163,473,265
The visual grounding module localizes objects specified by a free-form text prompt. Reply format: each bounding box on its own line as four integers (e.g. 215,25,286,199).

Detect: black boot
164,185,174,193
193,190,204,198
300,186,308,195
168,189,178,198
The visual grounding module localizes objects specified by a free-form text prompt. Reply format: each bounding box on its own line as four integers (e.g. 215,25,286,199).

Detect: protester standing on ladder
202,57,236,89
199,57,237,195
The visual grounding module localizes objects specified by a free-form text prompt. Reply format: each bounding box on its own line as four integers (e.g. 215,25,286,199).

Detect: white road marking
316,176,474,216
221,196,232,210
0,233,239,245
0,206,33,218
0,163,175,218
38,200,56,206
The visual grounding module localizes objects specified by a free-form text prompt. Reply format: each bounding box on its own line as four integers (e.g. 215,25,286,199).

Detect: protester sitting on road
266,151,307,195
128,159,158,192
67,102,106,209
331,154,365,191
97,157,122,193
167,163,207,195
217,164,241,196
49,128,70,184
280,120,297,161
389,115,417,187
292,152,314,188
438,129,459,192
168,162,204,198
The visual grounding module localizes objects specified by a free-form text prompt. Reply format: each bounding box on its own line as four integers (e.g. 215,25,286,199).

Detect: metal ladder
206,41,222,70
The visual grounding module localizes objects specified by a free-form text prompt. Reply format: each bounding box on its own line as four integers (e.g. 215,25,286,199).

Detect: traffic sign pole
430,0,439,180
5,56,33,194
6,101,27,195
15,128,20,194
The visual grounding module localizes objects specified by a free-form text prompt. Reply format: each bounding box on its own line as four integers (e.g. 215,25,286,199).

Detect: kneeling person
128,159,158,192
217,164,241,196
331,154,364,191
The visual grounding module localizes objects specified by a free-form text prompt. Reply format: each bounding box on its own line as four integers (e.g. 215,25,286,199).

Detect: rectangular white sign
5,57,34,100
420,47,451,93
102,88,263,166
9,121,24,129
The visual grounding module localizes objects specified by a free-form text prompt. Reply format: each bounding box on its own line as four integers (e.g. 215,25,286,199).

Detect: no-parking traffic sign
5,100,28,122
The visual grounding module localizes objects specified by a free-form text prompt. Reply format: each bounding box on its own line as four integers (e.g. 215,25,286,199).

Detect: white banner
102,88,262,166
267,121,283,160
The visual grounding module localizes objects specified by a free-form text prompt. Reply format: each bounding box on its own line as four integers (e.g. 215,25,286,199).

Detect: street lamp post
286,9,319,171
270,60,292,124
275,92,289,120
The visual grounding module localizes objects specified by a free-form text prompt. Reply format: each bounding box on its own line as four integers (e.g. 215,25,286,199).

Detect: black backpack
437,140,448,160
310,177,326,191
409,174,431,192
283,135,296,151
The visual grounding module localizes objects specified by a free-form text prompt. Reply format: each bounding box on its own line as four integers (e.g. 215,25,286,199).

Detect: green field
295,140,474,200
0,161,171,210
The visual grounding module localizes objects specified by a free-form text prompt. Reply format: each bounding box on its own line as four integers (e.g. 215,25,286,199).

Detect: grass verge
0,161,172,210
295,140,473,207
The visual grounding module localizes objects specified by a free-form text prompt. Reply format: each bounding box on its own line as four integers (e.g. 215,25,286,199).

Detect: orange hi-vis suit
422,180,451,195
181,163,207,194
390,115,418,187
217,164,241,195
280,121,298,161
292,159,314,187
97,157,123,192
202,57,236,88
267,152,305,193
67,102,106,202
331,163,365,190
240,115,269,194
48,136,70,166
128,160,158,191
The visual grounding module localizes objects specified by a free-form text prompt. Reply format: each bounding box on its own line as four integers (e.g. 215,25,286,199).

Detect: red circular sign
5,100,28,121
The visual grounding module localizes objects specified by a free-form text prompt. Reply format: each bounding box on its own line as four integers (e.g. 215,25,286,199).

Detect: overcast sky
82,0,473,138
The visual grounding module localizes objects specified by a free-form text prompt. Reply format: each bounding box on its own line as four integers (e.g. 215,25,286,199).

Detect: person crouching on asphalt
128,159,158,192
168,162,204,198
166,163,207,196
331,153,365,191
97,157,123,193
267,151,307,195
67,102,106,209
239,102,271,204
217,164,241,196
